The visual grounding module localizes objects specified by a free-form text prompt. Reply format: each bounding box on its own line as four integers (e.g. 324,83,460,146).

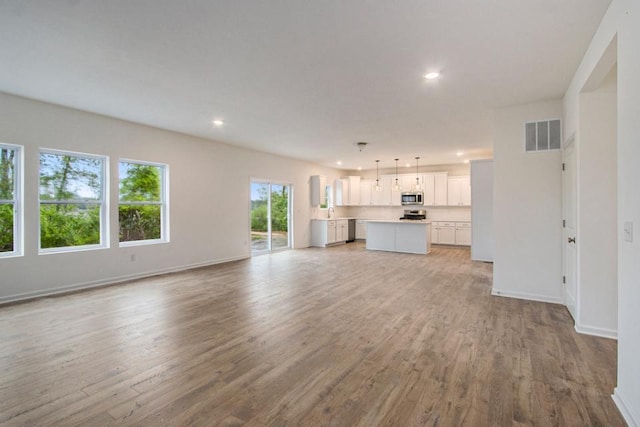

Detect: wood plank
0,243,624,426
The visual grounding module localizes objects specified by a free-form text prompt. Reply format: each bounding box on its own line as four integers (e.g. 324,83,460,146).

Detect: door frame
249,179,293,255
562,134,578,320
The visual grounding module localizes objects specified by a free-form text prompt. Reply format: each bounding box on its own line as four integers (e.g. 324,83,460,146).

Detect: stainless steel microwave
401,191,424,205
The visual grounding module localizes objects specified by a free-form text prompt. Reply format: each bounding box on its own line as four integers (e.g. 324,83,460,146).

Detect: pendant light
414,156,421,190
375,160,382,191
393,158,400,191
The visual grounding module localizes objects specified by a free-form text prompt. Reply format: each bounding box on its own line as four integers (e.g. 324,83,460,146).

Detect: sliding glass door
250,181,291,254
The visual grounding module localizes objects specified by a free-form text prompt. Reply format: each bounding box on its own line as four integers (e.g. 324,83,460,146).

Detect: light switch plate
623,221,633,242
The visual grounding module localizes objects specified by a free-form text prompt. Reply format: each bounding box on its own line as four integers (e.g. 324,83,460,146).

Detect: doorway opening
250,181,291,254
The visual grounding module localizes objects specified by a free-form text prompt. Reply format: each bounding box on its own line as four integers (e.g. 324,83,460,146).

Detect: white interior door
563,136,577,320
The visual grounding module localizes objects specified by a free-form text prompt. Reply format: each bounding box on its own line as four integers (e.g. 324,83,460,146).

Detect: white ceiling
0,1,611,170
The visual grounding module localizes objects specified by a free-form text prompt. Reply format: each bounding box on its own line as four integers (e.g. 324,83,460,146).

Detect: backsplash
346,206,471,221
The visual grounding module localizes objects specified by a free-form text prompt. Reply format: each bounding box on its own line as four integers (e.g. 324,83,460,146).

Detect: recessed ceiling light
336,160,342,166
405,163,411,168
357,166,362,171
212,119,224,126
456,151,464,157
463,159,470,164
424,72,440,80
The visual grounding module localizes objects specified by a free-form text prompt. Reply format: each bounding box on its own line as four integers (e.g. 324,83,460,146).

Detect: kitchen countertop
366,219,432,224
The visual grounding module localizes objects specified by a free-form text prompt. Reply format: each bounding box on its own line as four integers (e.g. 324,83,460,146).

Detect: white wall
577,82,617,337
0,92,342,303
563,0,640,424
493,100,563,303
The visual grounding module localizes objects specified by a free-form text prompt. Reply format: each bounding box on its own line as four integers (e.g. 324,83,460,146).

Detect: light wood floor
0,244,624,426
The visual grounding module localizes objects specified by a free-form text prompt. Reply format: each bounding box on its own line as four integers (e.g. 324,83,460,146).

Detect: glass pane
119,162,162,202
270,184,289,250
119,205,161,242
40,204,101,249
0,148,15,200
251,182,269,252
0,203,14,252
40,153,102,201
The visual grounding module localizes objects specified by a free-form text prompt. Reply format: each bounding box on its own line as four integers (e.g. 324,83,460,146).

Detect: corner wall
0,92,341,303
493,100,563,303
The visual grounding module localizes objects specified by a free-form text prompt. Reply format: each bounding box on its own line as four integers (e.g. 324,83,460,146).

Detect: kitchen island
366,220,432,254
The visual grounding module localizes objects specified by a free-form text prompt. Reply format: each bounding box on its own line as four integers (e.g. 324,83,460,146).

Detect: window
0,144,21,256
119,160,167,245
39,150,107,252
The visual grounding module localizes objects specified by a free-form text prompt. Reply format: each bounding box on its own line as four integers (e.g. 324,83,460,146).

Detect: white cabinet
335,176,361,206
432,222,456,245
447,176,471,206
310,220,347,247
310,175,327,207
356,220,367,239
431,221,472,246
336,219,349,242
359,179,374,205
455,222,472,246
422,173,448,206
372,176,397,206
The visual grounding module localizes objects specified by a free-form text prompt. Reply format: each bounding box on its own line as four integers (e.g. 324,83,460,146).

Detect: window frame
38,148,109,254
0,143,23,258
118,159,169,247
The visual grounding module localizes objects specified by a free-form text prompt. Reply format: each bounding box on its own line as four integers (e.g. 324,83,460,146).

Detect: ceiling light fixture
356,141,368,152
375,160,381,192
336,160,342,166
212,119,224,126
393,158,400,191
463,159,470,164
357,166,362,171
414,157,421,190
456,151,464,157
424,72,440,80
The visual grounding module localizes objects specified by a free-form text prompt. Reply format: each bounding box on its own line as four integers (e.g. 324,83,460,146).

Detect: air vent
525,119,561,152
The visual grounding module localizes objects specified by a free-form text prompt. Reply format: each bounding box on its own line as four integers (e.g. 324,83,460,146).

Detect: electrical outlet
623,221,633,243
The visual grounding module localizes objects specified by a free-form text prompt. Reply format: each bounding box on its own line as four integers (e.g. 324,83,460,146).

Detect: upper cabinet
335,176,361,206
447,176,471,206
310,175,326,207
422,172,448,206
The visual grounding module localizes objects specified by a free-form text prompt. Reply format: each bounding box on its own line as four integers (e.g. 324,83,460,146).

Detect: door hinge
563,219,566,228
562,275,566,284
562,163,565,171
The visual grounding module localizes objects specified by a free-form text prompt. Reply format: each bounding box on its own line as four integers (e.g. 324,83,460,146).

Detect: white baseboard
0,255,249,305
574,323,617,340
612,388,639,427
491,288,563,304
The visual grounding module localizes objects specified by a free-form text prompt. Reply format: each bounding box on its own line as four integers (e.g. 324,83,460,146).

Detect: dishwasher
346,219,356,243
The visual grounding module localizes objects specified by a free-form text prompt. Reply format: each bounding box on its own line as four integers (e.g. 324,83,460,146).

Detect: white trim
0,254,249,305
574,323,617,339
612,388,639,427
0,142,22,257
491,288,564,304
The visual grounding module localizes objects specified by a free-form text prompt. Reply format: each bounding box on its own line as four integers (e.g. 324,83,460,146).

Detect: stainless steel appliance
399,209,427,220
401,191,424,205
347,219,356,242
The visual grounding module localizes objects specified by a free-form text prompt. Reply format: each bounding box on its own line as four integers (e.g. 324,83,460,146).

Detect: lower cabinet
431,221,471,246
455,222,472,245
310,219,348,247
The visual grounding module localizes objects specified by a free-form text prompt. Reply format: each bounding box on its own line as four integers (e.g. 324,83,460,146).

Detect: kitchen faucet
328,207,334,218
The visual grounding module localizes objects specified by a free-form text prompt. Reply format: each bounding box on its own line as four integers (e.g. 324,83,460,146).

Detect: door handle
568,237,576,244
